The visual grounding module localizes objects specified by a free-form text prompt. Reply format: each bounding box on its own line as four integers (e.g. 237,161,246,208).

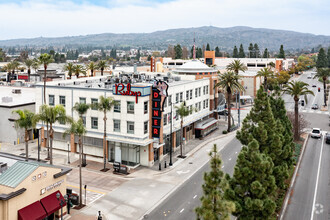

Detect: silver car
311,128,321,138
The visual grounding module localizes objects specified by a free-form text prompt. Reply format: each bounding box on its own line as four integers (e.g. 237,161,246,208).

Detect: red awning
18,201,47,220
40,190,67,215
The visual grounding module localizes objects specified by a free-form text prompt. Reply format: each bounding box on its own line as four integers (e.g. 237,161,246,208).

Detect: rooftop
0,86,35,107
174,60,217,73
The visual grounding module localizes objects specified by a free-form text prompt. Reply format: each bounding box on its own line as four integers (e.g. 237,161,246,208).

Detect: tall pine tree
233,46,238,58
327,47,330,68
215,46,221,57
263,48,269,58
254,43,260,58
316,48,328,68
196,144,235,220
248,43,254,58
225,139,277,219
238,44,245,58
206,43,210,51
278,45,285,58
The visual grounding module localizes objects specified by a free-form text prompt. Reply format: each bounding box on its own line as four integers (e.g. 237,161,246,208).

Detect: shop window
114,119,120,132
127,121,134,134
127,101,134,114
164,113,167,126
79,97,86,104
114,100,121,113
49,95,55,106
91,98,98,110
91,117,98,129
59,96,66,107
144,121,148,134
144,101,148,114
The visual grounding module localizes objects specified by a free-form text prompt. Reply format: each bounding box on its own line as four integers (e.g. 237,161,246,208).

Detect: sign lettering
151,80,168,138
114,83,142,103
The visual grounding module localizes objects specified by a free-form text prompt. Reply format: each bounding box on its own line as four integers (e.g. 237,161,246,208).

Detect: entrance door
154,148,159,161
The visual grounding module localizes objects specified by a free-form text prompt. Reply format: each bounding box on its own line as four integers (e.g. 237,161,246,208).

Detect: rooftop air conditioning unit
12,89,21,94
0,162,8,174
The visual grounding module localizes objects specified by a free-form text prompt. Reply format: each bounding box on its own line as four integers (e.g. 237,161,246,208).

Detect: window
199,102,201,111
203,86,206,95
206,99,209,108
176,93,179,103
82,116,86,126
91,117,98,129
59,96,65,107
114,101,121,113
127,121,134,134
186,91,189,100
203,100,206,109
144,101,148,114
206,86,209,94
195,103,198,111
164,113,167,126
91,98,98,110
176,110,179,121
113,119,120,132
127,101,134,114
198,88,201,97
190,90,193,99
168,95,172,105
49,95,54,106
144,121,148,134
168,112,172,124
79,97,86,104
195,88,198,97
180,92,183,102
164,98,167,108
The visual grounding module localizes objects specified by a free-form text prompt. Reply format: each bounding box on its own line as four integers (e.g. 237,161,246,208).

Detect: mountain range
0,26,329,51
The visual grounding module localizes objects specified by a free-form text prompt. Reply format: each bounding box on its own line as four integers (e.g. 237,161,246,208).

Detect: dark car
312,84,317,87
325,133,330,144
311,104,319,110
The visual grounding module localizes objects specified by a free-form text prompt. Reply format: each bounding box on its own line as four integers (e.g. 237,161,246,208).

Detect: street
146,138,241,220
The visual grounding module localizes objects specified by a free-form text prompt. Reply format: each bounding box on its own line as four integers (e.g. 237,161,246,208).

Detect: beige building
0,153,71,220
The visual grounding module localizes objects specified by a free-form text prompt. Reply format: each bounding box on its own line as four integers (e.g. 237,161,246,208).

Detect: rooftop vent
2,96,13,103
12,89,21,94
0,162,8,174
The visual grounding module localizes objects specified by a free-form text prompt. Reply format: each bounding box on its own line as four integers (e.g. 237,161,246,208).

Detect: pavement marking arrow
176,170,190,175
315,203,324,214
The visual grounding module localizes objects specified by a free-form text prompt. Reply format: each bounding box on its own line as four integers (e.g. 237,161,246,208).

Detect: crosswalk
293,109,329,115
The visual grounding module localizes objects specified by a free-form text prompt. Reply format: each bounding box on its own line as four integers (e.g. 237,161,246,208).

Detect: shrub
222,130,228,134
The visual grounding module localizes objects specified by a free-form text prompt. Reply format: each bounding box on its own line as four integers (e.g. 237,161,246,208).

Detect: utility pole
169,103,173,166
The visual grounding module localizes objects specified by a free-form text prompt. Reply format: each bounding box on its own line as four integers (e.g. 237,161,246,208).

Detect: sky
0,0,329,40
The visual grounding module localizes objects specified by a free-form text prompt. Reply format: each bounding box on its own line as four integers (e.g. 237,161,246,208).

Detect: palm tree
226,60,247,74
73,102,90,164
97,60,108,76
87,61,98,77
38,53,54,104
314,68,330,106
215,71,245,132
32,59,40,75
35,105,71,165
256,67,274,92
13,110,37,161
73,64,86,78
24,59,34,82
9,60,20,75
93,96,116,170
175,102,192,158
64,63,74,79
283,81,314,141
63,119,86,207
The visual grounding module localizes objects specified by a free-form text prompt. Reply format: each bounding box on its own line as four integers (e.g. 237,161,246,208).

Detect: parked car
307,75,312,79
325,133,330,144
312,84,317,87
311,104,319,110
311,128,321,138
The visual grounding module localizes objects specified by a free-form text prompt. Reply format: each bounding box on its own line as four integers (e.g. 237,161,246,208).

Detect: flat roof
0,86,35,107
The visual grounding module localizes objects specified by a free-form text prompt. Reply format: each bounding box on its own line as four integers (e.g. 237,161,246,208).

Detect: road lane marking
180,208,184,213
310,134,325,220
193,195,197,199
235,151,237,154
222,165,224,168
229,158,232,161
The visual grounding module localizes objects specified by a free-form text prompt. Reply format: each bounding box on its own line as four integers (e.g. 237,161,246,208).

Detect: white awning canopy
240,95,253,100
195,118,218,130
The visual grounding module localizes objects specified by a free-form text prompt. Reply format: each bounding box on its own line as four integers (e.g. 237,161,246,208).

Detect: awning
18,201,47,220
195,118,218,130
40,190,66,215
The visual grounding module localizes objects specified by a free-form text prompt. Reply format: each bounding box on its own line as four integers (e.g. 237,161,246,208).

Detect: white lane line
310,134,325,220
193,195,197,199
229,158,232,161
180,208,184,213
222,165,224,168
235,151,237,154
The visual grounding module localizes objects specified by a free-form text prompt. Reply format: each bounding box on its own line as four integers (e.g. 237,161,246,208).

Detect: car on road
311,128,321,138
307,75,312,79
312,84,316,87
325,133,330,144
311,104,319,110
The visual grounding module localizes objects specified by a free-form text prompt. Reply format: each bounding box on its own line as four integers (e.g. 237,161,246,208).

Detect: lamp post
84,185,87,205
37,129,40,162
169,103,173,166
67,141,70,164
56,193,68,220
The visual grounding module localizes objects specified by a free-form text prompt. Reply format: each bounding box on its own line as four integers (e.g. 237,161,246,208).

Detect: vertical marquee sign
152,80,168,138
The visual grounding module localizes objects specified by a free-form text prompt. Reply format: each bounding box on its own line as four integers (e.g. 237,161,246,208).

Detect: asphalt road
146,137,241,220
283,134,330,220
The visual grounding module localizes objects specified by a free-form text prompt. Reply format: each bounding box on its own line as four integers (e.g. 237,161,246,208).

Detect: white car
311,128,322,138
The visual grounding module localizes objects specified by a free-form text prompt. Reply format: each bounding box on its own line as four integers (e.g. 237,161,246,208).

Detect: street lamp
56,193,68,220
67,141,70,164
169,103,173,166
37,128,40,161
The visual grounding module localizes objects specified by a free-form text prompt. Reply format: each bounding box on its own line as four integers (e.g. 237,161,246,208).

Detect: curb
279,134,309,220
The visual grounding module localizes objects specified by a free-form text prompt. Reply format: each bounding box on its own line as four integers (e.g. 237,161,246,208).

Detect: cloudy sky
0,0,329,40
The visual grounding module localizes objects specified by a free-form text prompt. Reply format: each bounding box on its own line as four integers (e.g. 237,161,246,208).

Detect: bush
222,130,228,134
292,143,302,163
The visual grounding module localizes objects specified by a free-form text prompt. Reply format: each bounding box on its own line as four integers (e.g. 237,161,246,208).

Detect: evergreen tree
136,49,141,61
237,88,289,189
263,48,269,58
278,45,285,59
225,139,277,219
232,46,238,58
197,48,203,58
174,44,183,59
238,44,245,58
327,48,330,68
190,46,194,59
195,144,235,220
215,46,221,57
316,48,328,68
248,43,254,58
254,43,260,58
206,43,210,51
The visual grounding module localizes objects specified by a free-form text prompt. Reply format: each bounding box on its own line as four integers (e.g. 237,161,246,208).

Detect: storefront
0,154,71,220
